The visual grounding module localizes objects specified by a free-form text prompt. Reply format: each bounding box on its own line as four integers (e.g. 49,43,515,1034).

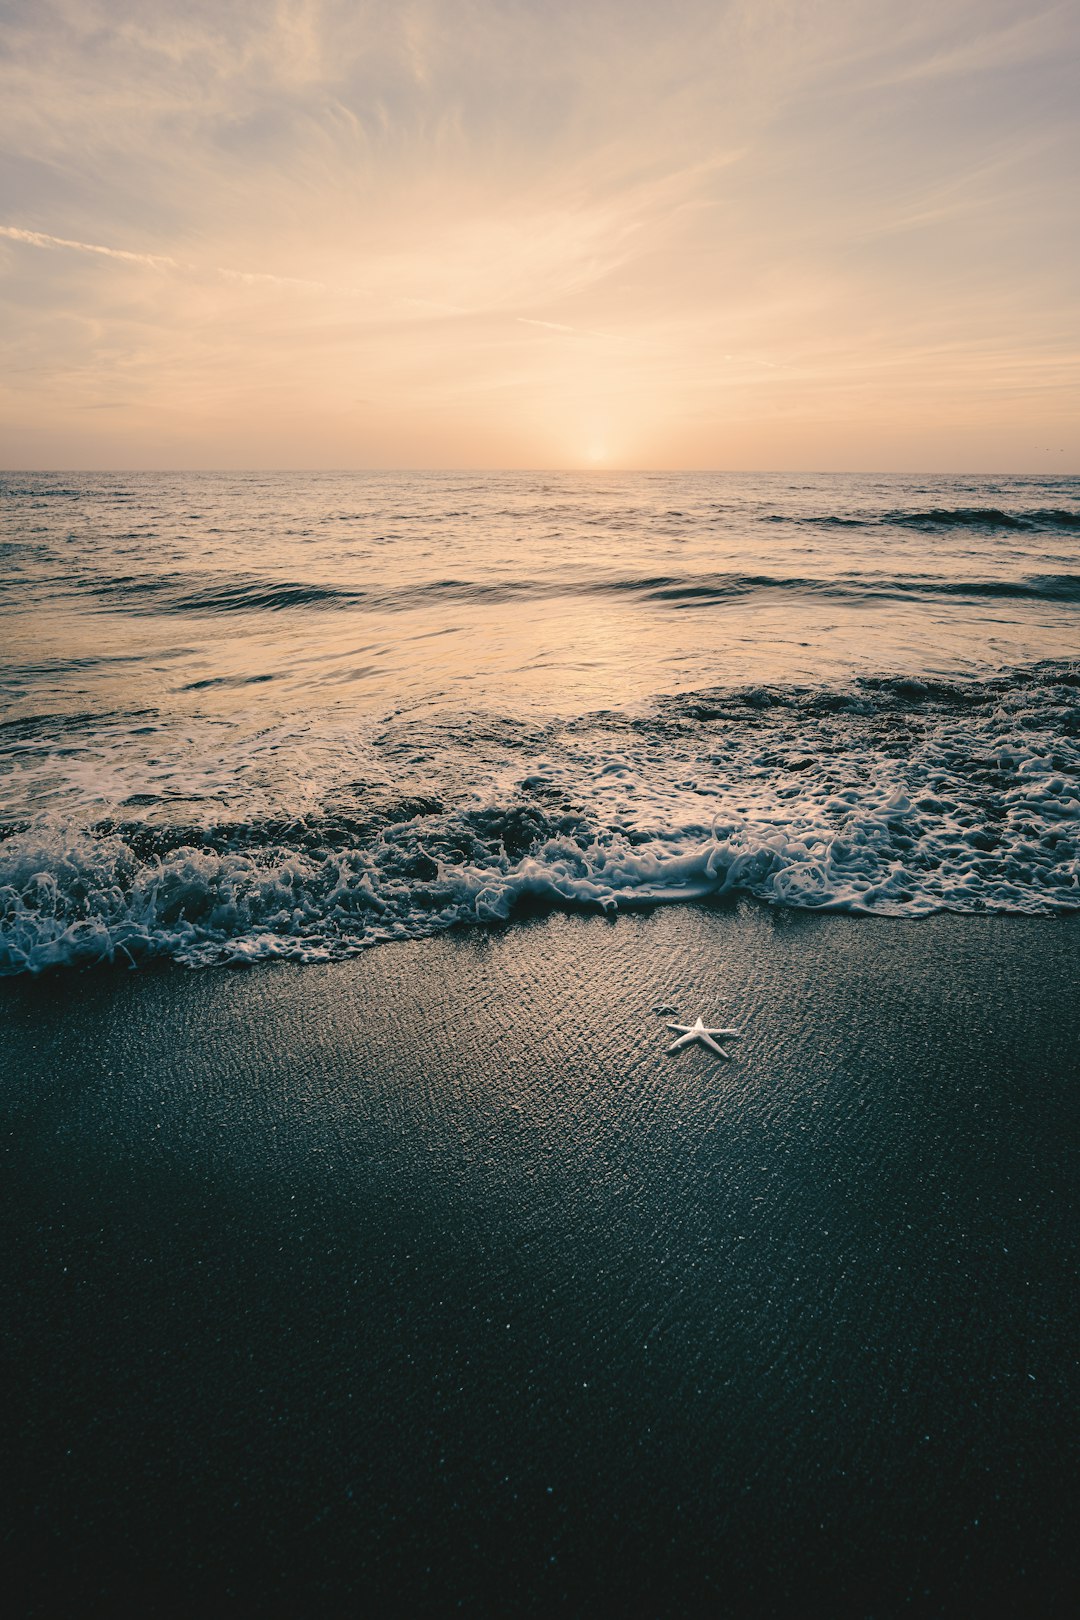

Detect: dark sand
2,903,1078,1617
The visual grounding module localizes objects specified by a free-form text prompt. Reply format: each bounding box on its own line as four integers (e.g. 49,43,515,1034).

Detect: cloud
0,1,1076,468
215,267,326,292
516,317,650,346
0,223,326,292
0,224,178,271
518,318,581,335
884,2,1071,82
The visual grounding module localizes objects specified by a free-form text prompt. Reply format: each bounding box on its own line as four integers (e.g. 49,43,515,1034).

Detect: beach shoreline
3,903,1078,1615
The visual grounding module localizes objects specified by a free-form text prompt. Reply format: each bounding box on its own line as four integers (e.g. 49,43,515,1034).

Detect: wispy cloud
0,224,178,271
516,316,653,346
518,318,581,335
1,223,325,291
215,267,326,292
884,2,1070,82
0,1,1076,469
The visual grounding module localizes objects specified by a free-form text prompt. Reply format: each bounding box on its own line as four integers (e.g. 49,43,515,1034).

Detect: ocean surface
1,470,1077,971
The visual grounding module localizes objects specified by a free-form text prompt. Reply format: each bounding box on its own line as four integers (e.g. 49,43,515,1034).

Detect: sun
585,443,608,465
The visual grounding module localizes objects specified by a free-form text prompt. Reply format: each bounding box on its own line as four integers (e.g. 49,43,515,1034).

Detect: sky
1,0,1077,471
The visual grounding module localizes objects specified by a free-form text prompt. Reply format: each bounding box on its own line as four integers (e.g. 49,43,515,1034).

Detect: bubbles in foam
1,664,1077,973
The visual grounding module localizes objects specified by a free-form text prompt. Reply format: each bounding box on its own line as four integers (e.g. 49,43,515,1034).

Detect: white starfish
666,1016,742,1059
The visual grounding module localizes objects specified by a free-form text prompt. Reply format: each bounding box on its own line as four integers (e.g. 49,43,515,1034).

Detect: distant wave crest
765,506,1080,533
886,506,1080,532
57,565,1080,616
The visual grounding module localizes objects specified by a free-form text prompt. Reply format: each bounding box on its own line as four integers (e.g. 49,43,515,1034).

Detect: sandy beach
5,0,1079,1610
2,903,1077,1615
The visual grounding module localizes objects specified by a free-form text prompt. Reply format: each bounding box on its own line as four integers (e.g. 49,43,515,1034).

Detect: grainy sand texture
3,905,1078,1616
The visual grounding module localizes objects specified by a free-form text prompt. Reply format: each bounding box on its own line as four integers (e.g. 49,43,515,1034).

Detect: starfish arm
666,1032,697,1053
705,1027,742,1039
666,1022,693,1035
699,1033,733,1058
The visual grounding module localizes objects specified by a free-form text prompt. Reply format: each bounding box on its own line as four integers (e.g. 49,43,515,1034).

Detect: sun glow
0,2,1076,471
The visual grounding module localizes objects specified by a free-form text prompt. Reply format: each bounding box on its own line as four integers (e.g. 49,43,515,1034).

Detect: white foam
2,669,1077,972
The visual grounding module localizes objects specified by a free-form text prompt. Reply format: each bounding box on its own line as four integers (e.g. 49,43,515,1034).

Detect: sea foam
2,666,1076,972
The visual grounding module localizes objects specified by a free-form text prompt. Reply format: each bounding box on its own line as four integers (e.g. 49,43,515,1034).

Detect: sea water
1,470,1077,970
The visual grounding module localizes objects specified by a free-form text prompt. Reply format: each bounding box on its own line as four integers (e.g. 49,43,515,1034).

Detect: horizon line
2,465,1077,478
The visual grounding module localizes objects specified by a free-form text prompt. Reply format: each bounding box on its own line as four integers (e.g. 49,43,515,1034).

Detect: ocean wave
102,575,362,612
56,566,1080,616
763,506,1080,533
639,664,1080,726
886,507,1080,532
3,663,1077,972
632,573,1080,605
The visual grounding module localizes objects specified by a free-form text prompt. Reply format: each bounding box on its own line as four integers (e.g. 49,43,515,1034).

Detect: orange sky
1,1,1077,471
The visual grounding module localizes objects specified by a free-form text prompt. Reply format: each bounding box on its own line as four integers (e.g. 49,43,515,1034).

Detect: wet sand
2,904,1078,1616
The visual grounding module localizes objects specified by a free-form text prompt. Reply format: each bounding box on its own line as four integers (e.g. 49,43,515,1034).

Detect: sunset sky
1,0,1077,471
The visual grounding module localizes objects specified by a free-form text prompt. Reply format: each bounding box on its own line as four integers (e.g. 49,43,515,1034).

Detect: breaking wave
3,663,1077,973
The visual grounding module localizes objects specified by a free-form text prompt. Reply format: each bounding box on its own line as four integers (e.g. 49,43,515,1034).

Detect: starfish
665,1016,742,1059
